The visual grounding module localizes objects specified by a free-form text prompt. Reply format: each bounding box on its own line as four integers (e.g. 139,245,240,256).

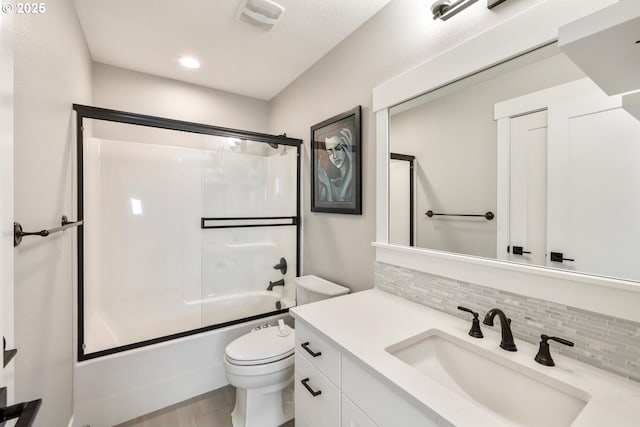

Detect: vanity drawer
296,321,341,386
342,393,378,427
295,349,340,427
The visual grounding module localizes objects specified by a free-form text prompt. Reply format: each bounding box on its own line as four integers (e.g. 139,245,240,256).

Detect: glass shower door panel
202,135,297,218
200,226,297,327
200,135,298,327
83,124,203,354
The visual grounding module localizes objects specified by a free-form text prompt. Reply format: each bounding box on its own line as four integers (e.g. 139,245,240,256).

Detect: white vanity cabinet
294,350,341,427
294,321,342,427
341,394,377,427
295,321,438,427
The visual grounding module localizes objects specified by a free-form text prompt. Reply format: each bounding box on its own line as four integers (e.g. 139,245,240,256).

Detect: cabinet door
295,349,340,427
508,110,548,267
341,354,442,427
342,394,378,427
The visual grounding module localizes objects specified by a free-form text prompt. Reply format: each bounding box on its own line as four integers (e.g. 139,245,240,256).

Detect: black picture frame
310,106,362,215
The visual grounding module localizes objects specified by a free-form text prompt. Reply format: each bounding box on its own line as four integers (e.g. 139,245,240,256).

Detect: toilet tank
295,275,349,305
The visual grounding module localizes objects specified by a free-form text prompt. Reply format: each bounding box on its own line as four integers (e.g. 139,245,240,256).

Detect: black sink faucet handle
457,306,484,338
535,334,574,366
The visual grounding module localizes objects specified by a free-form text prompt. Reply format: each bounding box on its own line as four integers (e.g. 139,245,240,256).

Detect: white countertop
290,289,640,427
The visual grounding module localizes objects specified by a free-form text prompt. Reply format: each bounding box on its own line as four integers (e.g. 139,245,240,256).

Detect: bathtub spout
267,279,285,291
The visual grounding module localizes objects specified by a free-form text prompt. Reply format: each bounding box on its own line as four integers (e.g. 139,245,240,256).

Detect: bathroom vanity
290,290,640,427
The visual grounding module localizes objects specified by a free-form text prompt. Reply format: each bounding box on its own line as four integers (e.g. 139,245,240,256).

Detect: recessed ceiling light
179,56,200,69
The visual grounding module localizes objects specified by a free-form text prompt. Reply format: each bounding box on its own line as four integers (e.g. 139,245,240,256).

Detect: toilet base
231,381,294,427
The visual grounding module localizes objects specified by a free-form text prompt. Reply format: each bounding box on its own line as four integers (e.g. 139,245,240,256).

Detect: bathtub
73,308,293,427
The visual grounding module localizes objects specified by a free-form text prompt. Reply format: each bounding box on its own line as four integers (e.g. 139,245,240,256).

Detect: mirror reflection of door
508,111,547,266
389,153,415,246
548,93,640,280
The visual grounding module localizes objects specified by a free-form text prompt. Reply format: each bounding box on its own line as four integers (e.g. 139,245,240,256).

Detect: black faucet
483,308,517,351
267,279,285,291
534,334,574,366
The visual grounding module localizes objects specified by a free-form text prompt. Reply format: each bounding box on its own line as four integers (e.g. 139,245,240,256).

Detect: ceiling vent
237,0,285,30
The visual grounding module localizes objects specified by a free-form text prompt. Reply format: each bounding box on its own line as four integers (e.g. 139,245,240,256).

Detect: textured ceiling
73,0,394,100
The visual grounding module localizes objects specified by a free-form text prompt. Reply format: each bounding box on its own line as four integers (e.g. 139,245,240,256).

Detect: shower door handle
300,378,322,397
301,341,322,357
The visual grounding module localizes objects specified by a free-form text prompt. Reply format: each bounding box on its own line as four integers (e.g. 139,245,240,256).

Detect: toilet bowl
224,275,349,427
224,322,295,427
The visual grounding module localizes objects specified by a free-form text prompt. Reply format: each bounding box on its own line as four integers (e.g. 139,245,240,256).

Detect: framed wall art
310,105,362,215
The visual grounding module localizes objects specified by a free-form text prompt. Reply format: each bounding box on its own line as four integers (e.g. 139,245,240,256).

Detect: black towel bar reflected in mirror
425,210,495,220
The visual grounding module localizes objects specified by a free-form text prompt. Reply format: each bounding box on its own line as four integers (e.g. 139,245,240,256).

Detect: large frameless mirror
388,43,640,283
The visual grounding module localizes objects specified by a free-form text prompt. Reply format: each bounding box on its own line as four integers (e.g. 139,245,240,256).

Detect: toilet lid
225,325,295,365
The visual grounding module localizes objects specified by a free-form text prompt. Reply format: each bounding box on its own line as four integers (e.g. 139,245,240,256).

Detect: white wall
93,63,270,135
13,1,93,426
267,0,557,292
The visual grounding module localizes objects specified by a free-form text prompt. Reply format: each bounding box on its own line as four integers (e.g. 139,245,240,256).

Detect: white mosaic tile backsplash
375,262,640,382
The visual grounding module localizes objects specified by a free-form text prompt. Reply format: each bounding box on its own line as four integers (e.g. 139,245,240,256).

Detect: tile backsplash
375,262,640,382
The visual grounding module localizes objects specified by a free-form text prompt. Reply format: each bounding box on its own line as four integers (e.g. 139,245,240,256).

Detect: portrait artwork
311,106,362,214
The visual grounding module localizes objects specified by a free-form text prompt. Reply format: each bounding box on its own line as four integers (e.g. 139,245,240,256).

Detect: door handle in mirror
511,246,531,255
550,252,574,262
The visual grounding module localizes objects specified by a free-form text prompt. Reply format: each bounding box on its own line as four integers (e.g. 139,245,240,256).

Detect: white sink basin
386,330,590,427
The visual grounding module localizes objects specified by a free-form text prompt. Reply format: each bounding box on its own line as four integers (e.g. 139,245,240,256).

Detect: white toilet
224,275,349,427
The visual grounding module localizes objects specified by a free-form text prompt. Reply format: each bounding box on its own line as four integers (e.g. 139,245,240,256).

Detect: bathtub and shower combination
71,105,301,427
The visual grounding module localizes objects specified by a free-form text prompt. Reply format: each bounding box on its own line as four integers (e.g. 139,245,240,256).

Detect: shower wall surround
375,262,640,382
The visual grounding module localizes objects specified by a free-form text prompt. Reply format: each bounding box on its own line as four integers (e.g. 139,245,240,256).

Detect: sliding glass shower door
76,105,300,360
200,136,298,327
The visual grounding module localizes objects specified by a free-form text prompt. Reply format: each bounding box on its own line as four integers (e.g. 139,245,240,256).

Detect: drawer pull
301,378,322,397
301,341,322,357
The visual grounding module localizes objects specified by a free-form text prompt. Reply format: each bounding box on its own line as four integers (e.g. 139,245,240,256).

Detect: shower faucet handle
273,257,287,275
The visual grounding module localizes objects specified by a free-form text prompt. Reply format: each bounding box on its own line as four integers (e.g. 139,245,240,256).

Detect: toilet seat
224,352,294,378
225,324,294,366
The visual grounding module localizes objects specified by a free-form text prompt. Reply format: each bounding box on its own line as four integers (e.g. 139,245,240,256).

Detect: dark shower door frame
390,153,415,247
73,104,302,361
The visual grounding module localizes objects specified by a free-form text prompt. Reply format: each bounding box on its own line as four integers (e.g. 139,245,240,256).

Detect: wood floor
115,386,295,427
